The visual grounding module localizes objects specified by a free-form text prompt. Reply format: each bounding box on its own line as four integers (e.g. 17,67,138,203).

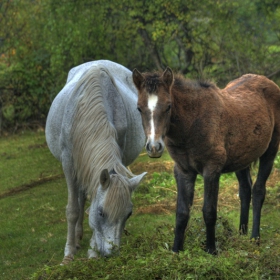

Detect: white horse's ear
132,69,145,90
129,172,147,192
162,67,174,89
100,169,110,190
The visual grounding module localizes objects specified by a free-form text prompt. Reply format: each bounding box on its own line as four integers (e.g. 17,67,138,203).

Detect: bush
0,52,54,131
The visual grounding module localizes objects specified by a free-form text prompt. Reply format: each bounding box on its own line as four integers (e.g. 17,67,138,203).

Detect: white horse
45,60,147,264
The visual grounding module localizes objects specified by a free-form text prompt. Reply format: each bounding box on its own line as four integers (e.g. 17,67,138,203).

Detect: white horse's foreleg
88,233,98,258
62,189,79,264
61,159,80,265
75,189,86,249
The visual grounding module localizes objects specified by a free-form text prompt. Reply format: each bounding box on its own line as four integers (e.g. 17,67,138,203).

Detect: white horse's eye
98,208,105,218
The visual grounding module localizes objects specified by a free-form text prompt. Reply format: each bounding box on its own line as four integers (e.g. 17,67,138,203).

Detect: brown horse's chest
166,142,206,175
165,118,223,174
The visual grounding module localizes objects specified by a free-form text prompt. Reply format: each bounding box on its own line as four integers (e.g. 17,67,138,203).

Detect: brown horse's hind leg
172,164,197,253
251,134,279,242
235,167,252,235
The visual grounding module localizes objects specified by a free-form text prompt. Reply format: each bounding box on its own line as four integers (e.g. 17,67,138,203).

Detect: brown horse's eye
137,107,142,113
166,104,171,112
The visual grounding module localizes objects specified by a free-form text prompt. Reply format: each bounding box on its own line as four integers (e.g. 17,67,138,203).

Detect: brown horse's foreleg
236,167,252,235
251,136,279,241
172,164,196,253
202,170,220,254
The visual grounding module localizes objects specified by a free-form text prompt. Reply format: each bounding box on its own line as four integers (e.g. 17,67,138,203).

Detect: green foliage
0,0,54,130
0,59,53,125
272,152,280,168
30,215,280,280
134,171,176,205
1,0,280,130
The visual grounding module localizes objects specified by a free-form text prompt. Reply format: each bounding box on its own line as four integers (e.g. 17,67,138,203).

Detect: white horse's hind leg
61,157,80,265
75,189,86,249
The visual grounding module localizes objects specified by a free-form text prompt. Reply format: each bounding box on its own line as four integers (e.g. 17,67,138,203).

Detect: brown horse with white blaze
133,67,280,254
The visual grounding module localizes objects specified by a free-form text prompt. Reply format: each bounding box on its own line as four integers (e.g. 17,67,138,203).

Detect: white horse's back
46,60,144,163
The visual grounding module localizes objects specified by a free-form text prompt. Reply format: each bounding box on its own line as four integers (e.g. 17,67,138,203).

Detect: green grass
0,132,279,279
0,131,67,279
0,131,62,193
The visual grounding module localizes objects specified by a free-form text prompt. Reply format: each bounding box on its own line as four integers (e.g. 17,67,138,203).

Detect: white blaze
148,94,158,141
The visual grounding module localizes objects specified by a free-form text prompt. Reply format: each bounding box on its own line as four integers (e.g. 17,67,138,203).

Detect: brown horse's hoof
250,237,260,245
202,243,217,255
239,224,248,235
60,255,74,266
205,249,217,255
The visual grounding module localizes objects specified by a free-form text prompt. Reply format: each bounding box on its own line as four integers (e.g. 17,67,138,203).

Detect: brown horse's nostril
146,142,152,152
157,142,162,152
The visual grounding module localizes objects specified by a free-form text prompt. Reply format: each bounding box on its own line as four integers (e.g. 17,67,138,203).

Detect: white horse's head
88,169,146,257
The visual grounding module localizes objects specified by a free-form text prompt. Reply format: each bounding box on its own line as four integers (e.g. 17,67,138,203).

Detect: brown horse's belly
222,129,272,173
222,160,257,173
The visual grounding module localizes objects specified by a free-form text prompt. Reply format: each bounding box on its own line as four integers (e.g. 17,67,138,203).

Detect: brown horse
132,67,280,254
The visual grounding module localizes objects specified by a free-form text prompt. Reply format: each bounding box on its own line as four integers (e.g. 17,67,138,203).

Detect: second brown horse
133,67,280,254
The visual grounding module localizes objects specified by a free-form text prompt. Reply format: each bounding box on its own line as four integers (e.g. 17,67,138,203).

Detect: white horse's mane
71,67,134,216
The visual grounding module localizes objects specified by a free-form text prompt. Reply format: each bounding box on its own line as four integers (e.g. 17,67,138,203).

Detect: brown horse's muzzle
146,138,165,158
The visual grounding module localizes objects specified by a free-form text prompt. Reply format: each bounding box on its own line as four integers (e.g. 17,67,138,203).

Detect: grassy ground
0,131,279,279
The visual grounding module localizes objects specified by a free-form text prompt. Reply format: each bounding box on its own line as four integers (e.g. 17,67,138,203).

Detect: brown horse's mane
142,71,217,94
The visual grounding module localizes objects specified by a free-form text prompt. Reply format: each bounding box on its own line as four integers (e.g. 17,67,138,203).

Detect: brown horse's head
133,67,174,158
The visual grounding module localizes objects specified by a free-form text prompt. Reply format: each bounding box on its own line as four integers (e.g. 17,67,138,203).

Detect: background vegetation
1,0,280,131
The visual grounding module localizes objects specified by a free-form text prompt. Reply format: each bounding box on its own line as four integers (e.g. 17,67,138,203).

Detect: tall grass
0,132,279,279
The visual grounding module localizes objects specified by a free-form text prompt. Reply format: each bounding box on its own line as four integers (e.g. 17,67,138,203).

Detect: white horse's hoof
60,255,74,265
88,249,98,258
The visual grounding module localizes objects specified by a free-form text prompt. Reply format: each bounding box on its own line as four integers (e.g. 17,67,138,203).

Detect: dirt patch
28,142,47,149
135,202,176,215
130,160,174,178
0,174,64,199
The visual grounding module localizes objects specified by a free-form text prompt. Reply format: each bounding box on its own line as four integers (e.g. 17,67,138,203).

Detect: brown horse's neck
168,77,221,139
169,78,201,122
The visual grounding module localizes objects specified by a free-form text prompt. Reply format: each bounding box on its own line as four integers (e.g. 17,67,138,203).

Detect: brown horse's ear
100,169,110,190
132,68,145,90
162,67,174,89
